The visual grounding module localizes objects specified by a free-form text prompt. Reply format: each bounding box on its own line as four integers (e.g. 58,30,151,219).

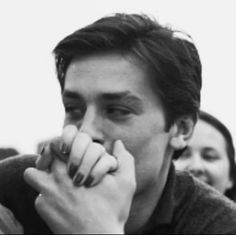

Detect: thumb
112,140,136,179
24,167,50,193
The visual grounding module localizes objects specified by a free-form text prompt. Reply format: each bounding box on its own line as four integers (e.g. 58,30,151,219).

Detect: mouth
190,173,211,186
198,177,211,186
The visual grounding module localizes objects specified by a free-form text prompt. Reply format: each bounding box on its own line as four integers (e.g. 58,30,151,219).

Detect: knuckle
62,126,77,145
34,195,45,212
77,132,91,142
69,154,81,164
92,142,105,154
49,138,61,154
91,167,104,179
23,167,34,179
64,124,77,134
130,178,137,193
53,169,66,184
51,161,67,182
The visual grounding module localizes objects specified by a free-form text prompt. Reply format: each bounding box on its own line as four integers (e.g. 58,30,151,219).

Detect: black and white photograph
0,0,236,234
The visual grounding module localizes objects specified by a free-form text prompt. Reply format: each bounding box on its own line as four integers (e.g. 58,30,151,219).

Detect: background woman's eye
202,153,219,161
179,148,191,159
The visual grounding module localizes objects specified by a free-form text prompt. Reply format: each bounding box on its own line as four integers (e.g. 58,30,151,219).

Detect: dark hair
53,13,202,129
199,111,236,200
0,148,19,161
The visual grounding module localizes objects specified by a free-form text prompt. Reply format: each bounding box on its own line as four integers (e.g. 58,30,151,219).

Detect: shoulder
174,170,236,234
0,154,37,171
0,154,37,168
0,204,24,234
0,154,51,233
0,154,37,185
0,154,38,202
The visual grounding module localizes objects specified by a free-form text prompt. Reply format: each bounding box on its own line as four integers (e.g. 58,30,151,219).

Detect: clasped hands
24,125,136,234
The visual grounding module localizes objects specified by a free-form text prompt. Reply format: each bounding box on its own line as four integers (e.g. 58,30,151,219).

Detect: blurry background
0,0,235,153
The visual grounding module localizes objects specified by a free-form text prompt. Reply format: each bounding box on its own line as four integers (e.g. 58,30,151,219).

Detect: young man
1,13,236,234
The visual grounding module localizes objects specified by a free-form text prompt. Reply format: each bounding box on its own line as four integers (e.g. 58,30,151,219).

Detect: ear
169,116,195,150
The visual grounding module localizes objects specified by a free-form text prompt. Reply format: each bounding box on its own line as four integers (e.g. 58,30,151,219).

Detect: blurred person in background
175,110,236,201
0,203,23,234
0,147,19,161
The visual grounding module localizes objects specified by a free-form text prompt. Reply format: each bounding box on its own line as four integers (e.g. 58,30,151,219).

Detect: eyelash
106,105,132,115
65,106,84,118
202,154,219,161
64,104,133,121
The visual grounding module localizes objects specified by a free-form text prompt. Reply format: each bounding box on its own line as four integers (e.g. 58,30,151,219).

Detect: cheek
174,159,189,171
206,160,231,182
103,116,169,162
116,123,170,173
206,160,232,194
115,125,161,158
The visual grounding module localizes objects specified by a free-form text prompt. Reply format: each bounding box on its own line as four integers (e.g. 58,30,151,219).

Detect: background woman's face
175,120,233,194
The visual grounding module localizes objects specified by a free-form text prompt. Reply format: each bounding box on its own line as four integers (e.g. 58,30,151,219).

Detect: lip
190,173,211,186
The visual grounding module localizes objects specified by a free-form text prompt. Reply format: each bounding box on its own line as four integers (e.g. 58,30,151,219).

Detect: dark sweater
0,155,51,234
1,155,236,234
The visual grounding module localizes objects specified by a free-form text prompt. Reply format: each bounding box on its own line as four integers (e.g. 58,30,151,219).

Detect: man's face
175,120,233,194
62,53,174,195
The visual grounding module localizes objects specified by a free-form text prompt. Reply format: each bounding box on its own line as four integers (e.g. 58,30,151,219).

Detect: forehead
64,53,160,103
190,120,227,152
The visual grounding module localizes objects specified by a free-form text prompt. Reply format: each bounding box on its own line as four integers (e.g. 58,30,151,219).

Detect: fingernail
84,175,94,187
68,164,78,178
60,143,69,155
40,144,45,155
73,173,84,186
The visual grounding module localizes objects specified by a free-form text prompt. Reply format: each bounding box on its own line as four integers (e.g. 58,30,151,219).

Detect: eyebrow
62,90,83,100
99,91,140,101
63,90,141,102
62,90,144,111
202,147,218,153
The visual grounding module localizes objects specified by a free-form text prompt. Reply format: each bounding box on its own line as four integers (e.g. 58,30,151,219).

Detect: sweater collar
141,163,176,233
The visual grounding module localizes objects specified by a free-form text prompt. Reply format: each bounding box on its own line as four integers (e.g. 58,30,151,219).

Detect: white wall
0,0,235,153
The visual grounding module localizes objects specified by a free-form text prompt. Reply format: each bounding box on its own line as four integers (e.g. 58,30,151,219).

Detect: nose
187,153,205,177
78,107,104,145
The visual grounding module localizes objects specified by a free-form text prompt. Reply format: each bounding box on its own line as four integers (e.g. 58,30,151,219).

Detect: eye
106,105,132,119
202,153,219,162
65,105,84,119
179,148,191,159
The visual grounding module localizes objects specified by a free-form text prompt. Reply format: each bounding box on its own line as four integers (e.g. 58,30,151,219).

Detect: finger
50,137,68,163
50,158,73,187
86,152,118,187
24,167,51,193
36,142,53,171
112,140,135,180
34,193,47,217
72,142,105,186
68,132,92,179
60,125,78,155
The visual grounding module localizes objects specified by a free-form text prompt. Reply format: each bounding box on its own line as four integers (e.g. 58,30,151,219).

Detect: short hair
53,13,202,129
199,111,236,200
